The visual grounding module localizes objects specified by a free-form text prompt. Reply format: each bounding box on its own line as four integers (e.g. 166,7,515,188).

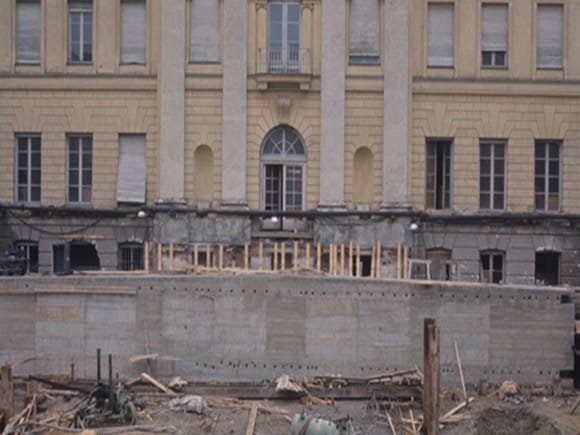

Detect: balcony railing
257,47,311,75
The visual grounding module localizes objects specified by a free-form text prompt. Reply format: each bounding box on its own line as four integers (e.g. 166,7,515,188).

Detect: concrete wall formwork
0,275,573,385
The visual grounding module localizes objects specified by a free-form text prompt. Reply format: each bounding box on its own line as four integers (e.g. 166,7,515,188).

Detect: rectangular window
426,140,452,209
537,4,563,68
479,141,506,210
427,2,454,67
68,1,92,63
15,241,39,273
118,242,144,271
481,3,507,68
15,135,41,203
480,251,504,283
265,164,283,211
349,0,380,65
120,0,146,64
535,140,560,211
190,0,220,62
117,134,146,204
67,135,92,203
16,1,41,64
264,164,303,211
268,1,301,73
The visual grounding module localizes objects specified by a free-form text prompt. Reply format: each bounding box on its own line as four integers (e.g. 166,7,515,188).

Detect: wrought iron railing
257,47,311,74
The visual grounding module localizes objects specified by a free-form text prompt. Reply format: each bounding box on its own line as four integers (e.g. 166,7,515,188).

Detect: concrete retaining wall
0,275,574,384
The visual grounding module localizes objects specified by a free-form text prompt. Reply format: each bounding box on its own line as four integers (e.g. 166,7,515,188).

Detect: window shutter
16,1,41,63
117,135,146,204
121,0,146,64
349,0,380,57
481,4,507,51
428,3,454,67
537,4,563,68
190,0,220,62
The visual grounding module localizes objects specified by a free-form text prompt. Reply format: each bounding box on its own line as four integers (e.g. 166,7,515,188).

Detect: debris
498,380,519,400
275,375,304,394
385,410,398,435
166,395,208,415
129,353,160,364
290,412,355,435
441,397,474,420
140,373,177,396
569,396,580,415
167,376,188,392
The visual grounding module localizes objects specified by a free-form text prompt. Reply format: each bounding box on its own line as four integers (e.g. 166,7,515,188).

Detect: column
382,0,410,208
319,0,346,208
158,1,186,203
221,0,248,207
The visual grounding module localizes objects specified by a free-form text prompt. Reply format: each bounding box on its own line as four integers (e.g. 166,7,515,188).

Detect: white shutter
16,2,41,64
481,4,507,51
117,135,146,204
121,0,146,64
537,4,563,68
190,0,220,62
349,0,380,58
428,3,454,67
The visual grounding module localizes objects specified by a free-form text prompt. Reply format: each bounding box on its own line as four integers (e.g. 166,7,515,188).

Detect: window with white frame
67,135,92,203
190,0,220,62
16,1,41,64
261,126,306,211
535,140,560,211
118,242,144,271
268,1,301,73
479,141,506,210
15,240,39,273
426,139,452,209
480,251,504,284
427,2,454,67
481,3,507,68
349,0,380,65
15,135,41,203
117,134,146,204
537,4,563,69
120,0,146,64
68,1,92,63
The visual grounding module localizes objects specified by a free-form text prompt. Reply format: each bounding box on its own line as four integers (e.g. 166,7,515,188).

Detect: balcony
256,47,312,90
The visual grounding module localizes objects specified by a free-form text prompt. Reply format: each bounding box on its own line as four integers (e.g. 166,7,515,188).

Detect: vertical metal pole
96,348,101,383
423,318,440,435
108,354,113,386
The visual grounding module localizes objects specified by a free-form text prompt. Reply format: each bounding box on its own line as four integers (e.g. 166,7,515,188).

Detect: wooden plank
305,242,311,269
403,246,409,279
340,244,345,276
218,244,224,270
293,241,298,271
376,241,381,278
348,241,353,277
386,410,398,435
280,242,285,271
569,396,580,415
157,243,162,272
397,242,402,279
193,244,198,268
169,243,174,271
206,244,211,268
370,245,376,278
140,372,177,396
245,403,259,435
258,241,263,271
0,364,13,422
454,341,468,402
316,242,321,272
144,241,149,273
273,242,278,271
244,243,249,270
356,244,361,277
423,318,440,435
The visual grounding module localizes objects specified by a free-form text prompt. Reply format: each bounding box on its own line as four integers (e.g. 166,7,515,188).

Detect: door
268,1,300,72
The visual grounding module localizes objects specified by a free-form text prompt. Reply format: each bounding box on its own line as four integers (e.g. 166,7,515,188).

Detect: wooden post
454,341,468,402
339,244,345,276
244,243,249,270
193,244,199,268
169,243,174,271
258,241,263,271
330,244,335,275
305,242,311,269
293,241,298,271
157,243,162,271
218,244,224,270
280,242,286,271
206,244,211,268
403,246,409,279
348,241,353,277
273,242,278,271
396,242,402,279
423,318,440,435
376,241,381,278
370,245,376,278
144,241,149,272
356,244,361,277
0,364,13,422
316,242,321,272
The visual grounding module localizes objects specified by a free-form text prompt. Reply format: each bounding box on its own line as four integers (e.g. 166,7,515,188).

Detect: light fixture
409,222,419,232
137,209,147,218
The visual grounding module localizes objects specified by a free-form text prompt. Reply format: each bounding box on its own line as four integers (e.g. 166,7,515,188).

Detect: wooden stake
218,244,224,270
144,241,149,272
193,244,199,268
376,241,381,278
169,243,174,271
244,243,249,270
305,242,311,269
356,244,361,277
330,244,336,275
273,243,278,271
397,242,402,280
423,318,440,435
316,242,321,272
293,241,298,271
206,244,211,268
348,241,353,277
340,244,345,276
403,246,409,279
258,241,263,271
157,243,162,271
281,242,286,271
454,341,468,402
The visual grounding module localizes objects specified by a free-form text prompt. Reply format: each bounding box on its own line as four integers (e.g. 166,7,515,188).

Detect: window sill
255,72,313,90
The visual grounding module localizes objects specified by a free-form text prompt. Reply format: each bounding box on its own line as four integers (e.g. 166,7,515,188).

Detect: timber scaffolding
95,240,452,281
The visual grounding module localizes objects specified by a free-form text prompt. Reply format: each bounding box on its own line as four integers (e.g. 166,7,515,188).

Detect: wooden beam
244,243,249,270
245,403,259,435
0,364,13,422
376,241,381,278
144,241,149,273
258,241,263,271
280,242,285,271
169,243,174,271
193,244,198,268
206,244,211,268
348,241,353,277
397,243,402,280
273,242,278,271
218,244,224,270
403,246,409,279
423,318,440,435
305,242,311,269
370,245,376,278
316,242,321,272
356,244,361,277
140,372,177,396
157,243,162,272
454,341,468,402
293,241,298,271
340,244,345,276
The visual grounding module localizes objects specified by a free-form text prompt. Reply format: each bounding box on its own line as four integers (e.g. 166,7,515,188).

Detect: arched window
261,126,306,211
